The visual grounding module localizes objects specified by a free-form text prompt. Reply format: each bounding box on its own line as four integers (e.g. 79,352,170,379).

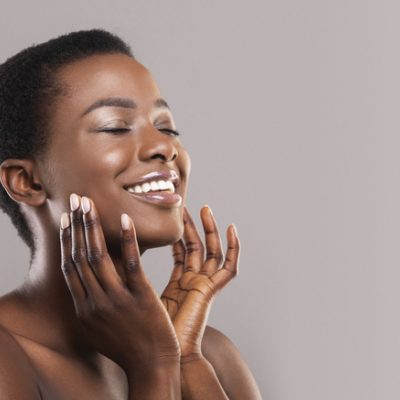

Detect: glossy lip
123,169,183,208
123,169,180,190
125,189,182,208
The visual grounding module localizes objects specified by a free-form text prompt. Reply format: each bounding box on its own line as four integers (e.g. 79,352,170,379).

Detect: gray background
0,1,395,399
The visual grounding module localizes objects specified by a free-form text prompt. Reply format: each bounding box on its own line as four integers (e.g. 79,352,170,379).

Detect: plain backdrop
0,1,396,399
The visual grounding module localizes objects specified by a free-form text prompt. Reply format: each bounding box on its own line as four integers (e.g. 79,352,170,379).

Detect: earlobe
0,158,46,207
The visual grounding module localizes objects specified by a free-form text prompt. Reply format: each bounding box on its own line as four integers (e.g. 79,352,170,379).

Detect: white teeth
158,180,167,190
150,181,159,191
142,182,151,193
126,179,175,194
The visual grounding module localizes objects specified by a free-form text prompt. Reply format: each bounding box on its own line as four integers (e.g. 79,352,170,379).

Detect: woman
0,29,262,399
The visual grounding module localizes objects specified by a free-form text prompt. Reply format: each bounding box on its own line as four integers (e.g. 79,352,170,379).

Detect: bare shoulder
0,324,42,399
202,325,262,400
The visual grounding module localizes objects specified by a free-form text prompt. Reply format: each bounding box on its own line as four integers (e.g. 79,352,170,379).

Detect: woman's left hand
160,205,240,361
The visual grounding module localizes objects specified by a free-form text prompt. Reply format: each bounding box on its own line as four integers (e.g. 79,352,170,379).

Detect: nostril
150,153,167,162
150,151,177,162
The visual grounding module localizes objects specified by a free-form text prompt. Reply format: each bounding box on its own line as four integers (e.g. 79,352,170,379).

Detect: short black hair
0,29,133,260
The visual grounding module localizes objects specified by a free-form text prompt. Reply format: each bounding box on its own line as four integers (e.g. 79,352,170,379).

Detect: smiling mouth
124,181,182,207
124,179,176,194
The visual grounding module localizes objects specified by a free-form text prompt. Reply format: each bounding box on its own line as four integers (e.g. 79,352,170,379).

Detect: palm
161,270,215,320
160,206,240,357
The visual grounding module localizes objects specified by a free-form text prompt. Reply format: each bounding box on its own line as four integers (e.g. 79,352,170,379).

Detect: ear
0,158,47,207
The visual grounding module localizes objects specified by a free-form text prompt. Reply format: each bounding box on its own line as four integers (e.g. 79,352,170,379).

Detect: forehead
55,53,161,111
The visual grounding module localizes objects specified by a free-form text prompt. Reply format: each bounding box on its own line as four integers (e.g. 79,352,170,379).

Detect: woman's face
43,53,191,253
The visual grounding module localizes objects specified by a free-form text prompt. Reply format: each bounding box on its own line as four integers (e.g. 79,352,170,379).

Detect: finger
70,193,104,299
199,206,224,276
168,239,185,282
120,213,149,294
182,206,205,273
60,212,86,306
81,196,125,292
210,224,240,291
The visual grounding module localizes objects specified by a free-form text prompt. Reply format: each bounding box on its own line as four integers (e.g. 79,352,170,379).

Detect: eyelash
158,128,180,136
102,128,180,136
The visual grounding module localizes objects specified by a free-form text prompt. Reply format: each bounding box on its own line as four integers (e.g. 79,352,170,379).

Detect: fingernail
121,213,131,230
70,193,80,211
204,204,213,214
60,212,70,229
81,196,91,214
232,224,238,235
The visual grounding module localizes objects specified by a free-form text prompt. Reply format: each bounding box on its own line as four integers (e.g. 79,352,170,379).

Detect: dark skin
0,53,262,399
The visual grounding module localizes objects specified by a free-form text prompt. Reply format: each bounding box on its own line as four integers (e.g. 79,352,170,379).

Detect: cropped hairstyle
0,29,133,260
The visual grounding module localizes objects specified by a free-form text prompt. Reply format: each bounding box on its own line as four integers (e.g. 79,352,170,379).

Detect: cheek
97,147,129,175
68,144,128,184
178,147,191,198
178,146,191,178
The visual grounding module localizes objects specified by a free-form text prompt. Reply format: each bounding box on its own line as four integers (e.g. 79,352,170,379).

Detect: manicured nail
232,224,238,235
81,196,91,214
60,212,70,229
204,204,213,215
70,193,80,211
121,213,131,230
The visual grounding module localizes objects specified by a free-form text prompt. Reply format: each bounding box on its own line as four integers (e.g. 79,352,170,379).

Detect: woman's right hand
59,193,181,374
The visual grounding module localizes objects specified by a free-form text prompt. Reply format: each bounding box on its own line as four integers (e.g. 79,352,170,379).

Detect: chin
138,221,184,251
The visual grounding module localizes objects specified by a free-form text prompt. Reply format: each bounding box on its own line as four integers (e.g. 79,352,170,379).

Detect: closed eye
99,127,180,136
100,128,131,134
158,128,180,136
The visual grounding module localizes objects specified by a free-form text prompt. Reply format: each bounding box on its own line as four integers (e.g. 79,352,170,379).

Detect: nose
137,126,178,163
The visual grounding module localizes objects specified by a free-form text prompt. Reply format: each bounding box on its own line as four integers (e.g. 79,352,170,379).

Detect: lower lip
125,190,182,207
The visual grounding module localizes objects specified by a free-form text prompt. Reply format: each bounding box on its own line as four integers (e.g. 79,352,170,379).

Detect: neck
9,224,141,358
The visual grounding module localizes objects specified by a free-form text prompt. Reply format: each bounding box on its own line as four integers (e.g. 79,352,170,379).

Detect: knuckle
111,292,131,311
71,247,87,264
83,216,98,230
174,259,184,268
89,300,109,317
87,248,106,266
125,256,139,272
206,251,223,264
186,241,204,254
71,212,83,226
122,230,136,244
61,259,74,275
172,249,185,259
60,228,71,240
228,242,240,251
185,265,197,273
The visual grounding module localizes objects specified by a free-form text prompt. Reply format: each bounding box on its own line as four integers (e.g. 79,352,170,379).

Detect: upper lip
123,169,180,190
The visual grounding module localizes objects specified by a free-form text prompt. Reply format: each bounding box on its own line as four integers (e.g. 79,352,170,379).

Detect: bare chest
11,334,128,400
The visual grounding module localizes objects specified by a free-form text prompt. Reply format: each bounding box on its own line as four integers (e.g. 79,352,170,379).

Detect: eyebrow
80,97,170,117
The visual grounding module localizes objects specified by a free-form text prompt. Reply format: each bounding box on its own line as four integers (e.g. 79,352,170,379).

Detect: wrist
180,353,228,399
180,352,205,365
126,359,182,400
125,355,181,380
